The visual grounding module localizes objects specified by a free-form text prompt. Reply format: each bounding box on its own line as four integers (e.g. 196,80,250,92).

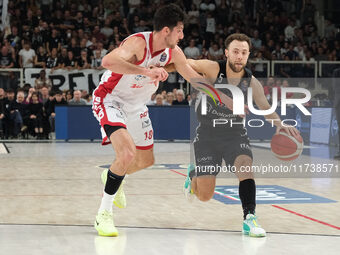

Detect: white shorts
92,97,153,149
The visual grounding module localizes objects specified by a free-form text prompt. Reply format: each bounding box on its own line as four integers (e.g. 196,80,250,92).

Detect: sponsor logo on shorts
240,143,250,149
140,110,148,119
197,156,213,163
160,52,167,62
142,119,151,128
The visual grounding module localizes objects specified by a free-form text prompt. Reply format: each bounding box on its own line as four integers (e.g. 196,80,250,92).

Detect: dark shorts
193,134,253,177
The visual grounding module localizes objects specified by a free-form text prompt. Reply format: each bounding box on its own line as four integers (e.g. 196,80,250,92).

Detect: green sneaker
243,214,266,237
95,210,118,237
101,169,126,209
183,164,195,202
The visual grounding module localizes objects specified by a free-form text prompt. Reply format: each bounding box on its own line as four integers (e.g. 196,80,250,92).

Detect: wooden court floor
0,142,339,255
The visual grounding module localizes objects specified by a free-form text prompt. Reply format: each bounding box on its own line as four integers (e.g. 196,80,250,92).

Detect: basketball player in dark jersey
166,33,299,237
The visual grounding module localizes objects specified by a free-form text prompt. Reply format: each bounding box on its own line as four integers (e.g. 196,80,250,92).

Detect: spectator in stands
34,46,47,68
92,25,107,44
0,46,14,68
251,30,262,50
252,51,266,77
68,90,87,105
46,48,59,69
155,94,164,106
24,87,37,104
65,90,73,102
27,92,44,138
146,93,156,106
97,42,108,58
314,47,328,61
163,92,174,106
286,44,299,60
57,47,68,68
19,41,36,68
279,55,293,78
91,49,103,69
205,12,216,47
6,26,20,48
101,18,114,38
64,51,78,70
284,19,296,41
81,90,88,99
48,90,67,132
294,42,305,60
0,47,15,90
85,94,93,105
34,70,52,90
8,90,27,137
324,20,337,39
78,50,91,69
46,29,61,56
31,27,44,51
208,42,224,61
172,89,189,105
184,39,200,60
272,44,283,60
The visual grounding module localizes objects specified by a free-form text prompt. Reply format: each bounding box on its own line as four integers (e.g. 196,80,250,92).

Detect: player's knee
197,190,214,202
117,147,136,168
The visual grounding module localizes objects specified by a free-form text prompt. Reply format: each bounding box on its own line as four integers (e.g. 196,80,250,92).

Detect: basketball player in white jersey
92,4,237,236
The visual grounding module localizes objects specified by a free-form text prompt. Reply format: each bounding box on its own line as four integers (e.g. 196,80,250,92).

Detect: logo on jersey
135,75,146,81
160,52,167,62
131,84,143,88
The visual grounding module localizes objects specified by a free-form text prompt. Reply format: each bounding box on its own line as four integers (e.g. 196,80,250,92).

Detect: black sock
239,179,256,220
104,170,125,195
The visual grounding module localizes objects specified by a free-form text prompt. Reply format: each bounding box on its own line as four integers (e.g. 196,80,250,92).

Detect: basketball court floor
0,141,340,255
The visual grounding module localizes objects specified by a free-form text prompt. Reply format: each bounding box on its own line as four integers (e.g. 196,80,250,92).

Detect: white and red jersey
93,32,172,112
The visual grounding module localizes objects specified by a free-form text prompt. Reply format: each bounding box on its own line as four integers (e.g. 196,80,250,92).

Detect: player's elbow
101,56,111,69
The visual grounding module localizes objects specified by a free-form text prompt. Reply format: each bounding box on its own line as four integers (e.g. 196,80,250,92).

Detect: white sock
98,191,116,213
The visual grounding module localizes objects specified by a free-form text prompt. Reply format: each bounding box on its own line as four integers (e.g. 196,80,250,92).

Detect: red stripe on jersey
94,72,123,98
120,33,147,65
149,32,165,58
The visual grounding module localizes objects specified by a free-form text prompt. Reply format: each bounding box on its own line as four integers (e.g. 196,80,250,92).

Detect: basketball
271,130,304,161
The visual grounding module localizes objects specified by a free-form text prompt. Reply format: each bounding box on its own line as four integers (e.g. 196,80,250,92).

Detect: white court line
0,143,9,154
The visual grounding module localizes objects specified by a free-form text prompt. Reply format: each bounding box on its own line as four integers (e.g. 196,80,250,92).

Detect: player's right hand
146,66,168,82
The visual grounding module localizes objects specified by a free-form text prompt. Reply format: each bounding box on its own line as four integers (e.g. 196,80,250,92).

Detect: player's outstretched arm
170,46,235,112
250,77,299,137
101,36,168,81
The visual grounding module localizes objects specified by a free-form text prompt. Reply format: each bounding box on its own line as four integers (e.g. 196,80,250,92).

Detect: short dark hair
153,4,184,31
224,33,251,50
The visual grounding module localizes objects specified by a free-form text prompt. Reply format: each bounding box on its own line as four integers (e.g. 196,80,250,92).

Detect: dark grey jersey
195,60,253,137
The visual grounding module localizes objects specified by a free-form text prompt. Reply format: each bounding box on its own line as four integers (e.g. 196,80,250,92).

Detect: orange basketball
270,130,304,161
